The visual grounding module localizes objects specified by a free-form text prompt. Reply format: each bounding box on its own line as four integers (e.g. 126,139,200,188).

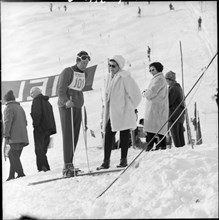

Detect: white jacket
103,70,142,132
143,72,169,135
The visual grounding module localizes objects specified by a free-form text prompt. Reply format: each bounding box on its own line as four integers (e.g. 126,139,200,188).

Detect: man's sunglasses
77,55,91,61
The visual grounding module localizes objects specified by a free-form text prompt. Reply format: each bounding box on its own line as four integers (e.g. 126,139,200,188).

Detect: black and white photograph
1,1,218,219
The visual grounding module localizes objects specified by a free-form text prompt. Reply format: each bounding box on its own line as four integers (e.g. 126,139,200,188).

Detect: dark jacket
31,94,56,135
168,82,185,123
57,64,87,108
3,101,29,146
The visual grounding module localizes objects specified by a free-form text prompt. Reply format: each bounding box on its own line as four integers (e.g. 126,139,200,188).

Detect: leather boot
62,163,77,177
117,158,127,168
96,160,110,170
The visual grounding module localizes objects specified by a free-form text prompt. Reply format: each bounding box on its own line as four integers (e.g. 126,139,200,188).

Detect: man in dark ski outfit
165,71,185,147
30,87,56,172
57,50,90,177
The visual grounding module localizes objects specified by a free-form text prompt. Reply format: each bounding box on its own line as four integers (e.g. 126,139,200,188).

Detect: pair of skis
28,167,125,186
28,103,125,186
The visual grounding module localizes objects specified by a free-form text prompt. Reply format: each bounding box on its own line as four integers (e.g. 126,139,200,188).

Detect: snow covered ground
2,1,218,219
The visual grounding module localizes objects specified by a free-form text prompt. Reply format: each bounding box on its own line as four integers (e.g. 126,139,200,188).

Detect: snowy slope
2,1,218,219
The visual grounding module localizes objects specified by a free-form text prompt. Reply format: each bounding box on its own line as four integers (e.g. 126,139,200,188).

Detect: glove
65,100,75,108
142,90,147,98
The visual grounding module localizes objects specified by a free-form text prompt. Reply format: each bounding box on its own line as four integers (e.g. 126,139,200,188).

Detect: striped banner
2,65,97,103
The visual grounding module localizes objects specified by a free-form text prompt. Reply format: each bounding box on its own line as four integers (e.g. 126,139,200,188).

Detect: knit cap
165,71,176,81
4,90,15,102
110,55,125,69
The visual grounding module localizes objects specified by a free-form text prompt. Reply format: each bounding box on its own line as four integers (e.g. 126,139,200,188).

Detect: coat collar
6,100,20,106
116,69,131,78
153,72,163,79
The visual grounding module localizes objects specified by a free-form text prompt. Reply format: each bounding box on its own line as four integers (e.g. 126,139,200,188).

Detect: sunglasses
77,55,91,61
108,64,117,68
149,68,156,72
166,78,173,81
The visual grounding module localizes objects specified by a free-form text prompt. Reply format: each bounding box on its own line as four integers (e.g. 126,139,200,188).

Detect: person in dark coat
165,71,185,147
138,7,141,17
57,50,91,177
3,90,29,181
147,46,151,61
169,3,174,10
214,88,218,107
198,16,202,30
30,87,56,172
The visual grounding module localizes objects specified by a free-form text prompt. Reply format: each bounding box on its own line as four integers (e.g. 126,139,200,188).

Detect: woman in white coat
97,55,142,169
142,62,169,151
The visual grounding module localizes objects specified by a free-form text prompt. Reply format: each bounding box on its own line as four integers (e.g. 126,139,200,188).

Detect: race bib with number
68,71,85,91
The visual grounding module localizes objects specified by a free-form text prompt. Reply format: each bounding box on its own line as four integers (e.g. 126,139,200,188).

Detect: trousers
34,129,50,171
59,106,82,164
104,120,130,161
146,132,166,151
169,121,185,147
8,143,25,178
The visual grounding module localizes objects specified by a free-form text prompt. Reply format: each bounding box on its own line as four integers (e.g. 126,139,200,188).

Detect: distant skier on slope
169,3,174,10
147,46,151,61
198,16,202,30
49,3,53,12
213,88,218,107
138,7,141,17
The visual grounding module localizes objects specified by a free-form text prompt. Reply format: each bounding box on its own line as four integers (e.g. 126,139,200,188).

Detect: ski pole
180,41,194,148
3,138,7,161
96,97,188,199
96,52,218,199
97,86,199,199
81,105,91,172
70,96,76,177
130,130,136,149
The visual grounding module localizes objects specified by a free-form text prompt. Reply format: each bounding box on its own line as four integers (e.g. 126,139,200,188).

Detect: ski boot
96,160,110,170
63,163,79,177
116,158,128,168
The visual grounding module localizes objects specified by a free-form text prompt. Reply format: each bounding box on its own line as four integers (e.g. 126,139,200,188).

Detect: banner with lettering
2,65,97,103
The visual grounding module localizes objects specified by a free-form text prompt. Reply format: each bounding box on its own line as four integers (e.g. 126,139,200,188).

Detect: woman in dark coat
165,71,185,147
3,90,29,181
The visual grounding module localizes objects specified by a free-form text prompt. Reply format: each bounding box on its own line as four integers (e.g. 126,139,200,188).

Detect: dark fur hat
149,62,164,72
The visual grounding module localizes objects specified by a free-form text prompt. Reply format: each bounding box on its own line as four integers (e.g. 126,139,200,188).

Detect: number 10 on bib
68,72,85,91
